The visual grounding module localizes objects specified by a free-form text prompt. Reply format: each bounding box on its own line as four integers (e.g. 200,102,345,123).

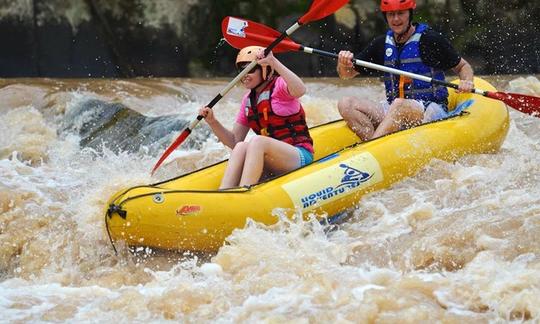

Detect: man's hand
337,50,358,80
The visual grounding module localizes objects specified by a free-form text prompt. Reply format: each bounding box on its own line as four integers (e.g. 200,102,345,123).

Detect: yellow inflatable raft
105,78,509,252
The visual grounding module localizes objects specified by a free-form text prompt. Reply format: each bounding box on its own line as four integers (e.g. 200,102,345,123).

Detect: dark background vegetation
0,0,538,78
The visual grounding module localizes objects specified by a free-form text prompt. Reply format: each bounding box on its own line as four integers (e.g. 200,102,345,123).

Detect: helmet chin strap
252,72,270,92
253,66,276,91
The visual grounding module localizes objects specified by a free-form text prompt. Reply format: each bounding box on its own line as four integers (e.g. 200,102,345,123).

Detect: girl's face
238,63,263,89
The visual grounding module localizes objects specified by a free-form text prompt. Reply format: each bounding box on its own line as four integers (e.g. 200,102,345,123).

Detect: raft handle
107,204,127,219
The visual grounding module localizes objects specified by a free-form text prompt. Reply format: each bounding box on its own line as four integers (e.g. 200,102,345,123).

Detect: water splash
0,76,539,322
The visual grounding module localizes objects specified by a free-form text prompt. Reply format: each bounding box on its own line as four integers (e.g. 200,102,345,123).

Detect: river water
1,75,539,322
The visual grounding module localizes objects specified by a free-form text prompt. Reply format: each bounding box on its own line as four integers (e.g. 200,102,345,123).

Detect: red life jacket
245,77,313,150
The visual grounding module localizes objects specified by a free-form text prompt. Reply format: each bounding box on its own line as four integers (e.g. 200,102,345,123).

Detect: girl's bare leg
239,135,301,186
220,141,248,189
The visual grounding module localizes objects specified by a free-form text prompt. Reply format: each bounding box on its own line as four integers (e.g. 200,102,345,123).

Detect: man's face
385,10,410,35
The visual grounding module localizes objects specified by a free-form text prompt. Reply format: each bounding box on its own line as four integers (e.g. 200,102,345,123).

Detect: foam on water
0,76,539,322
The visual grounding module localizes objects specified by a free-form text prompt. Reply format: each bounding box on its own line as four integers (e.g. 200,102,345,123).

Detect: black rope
104,211,118,255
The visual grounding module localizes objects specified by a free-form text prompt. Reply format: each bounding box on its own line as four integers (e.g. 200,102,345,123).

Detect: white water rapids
1,75,539,322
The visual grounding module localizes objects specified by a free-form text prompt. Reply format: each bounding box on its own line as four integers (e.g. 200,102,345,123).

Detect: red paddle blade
222,17,301,52
486,91,540,117
299,0,349,24
151,129,191,175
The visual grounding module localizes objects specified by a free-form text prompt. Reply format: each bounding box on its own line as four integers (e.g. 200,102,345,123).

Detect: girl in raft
199,46,314,189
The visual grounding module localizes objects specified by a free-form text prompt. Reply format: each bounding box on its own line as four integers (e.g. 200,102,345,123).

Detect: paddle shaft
313,46,540,114
301,46,490,96
304,46,540,114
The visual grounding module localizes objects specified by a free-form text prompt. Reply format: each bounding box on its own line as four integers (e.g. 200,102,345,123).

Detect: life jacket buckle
399,75,413,98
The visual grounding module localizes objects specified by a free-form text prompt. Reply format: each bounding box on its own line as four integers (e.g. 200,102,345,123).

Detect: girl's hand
199,106,216,124
256,48,277,69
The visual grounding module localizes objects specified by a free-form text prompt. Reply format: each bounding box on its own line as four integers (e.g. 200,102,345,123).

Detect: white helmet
235,46,274,80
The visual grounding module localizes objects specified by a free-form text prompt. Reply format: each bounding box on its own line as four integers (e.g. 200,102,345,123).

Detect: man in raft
336,0,475,140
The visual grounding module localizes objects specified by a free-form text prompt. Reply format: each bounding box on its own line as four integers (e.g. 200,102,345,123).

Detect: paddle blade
299,0,349,24
486,91,540,117
222,17,301,53
151,128,191,175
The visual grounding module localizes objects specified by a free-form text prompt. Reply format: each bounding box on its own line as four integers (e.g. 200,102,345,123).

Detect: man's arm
420,30,474,92
452,58,474,93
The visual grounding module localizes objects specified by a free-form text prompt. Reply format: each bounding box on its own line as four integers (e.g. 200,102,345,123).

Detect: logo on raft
300,163,373,208
176,205,202,216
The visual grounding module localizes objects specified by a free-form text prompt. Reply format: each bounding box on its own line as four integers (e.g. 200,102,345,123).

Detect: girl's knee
247,135,269,148
231,141,248,155
233,141,247,149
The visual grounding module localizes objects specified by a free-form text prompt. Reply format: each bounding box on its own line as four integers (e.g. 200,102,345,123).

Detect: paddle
222,18,540,118
150,0,349,175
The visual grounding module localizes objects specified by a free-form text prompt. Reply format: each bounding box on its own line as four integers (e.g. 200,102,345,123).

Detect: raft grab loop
106,204,127,219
